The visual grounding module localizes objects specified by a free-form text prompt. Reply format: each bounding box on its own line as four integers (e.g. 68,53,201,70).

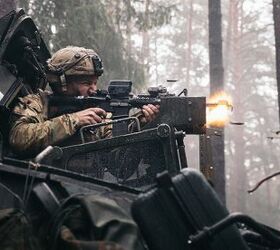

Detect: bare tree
228,0,247,213
185,0,194,85
273,0,280,125
208,0,225,203
126,0,133,79
141,0,151,81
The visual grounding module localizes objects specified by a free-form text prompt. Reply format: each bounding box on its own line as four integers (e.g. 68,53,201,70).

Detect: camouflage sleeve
9,93,79,157
128,109,146,132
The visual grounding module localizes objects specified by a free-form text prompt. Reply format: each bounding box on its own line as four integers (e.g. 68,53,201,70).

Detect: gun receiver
48,80,206,135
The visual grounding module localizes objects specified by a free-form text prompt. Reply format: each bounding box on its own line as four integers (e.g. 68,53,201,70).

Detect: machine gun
48,80,175,119
46,80,206,174
48,80,206,137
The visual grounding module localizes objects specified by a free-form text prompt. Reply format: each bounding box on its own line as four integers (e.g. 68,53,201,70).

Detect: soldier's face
66,76,98,96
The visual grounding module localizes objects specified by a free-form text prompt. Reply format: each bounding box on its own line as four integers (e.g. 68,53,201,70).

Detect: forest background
1,0,280,229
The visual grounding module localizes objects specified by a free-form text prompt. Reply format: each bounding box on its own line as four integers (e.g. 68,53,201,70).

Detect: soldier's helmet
46,46,103,91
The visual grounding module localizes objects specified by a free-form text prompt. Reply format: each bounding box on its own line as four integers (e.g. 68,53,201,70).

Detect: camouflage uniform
9,90,112,158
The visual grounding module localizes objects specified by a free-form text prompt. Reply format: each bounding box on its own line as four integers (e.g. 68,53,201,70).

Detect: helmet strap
59,73,67,92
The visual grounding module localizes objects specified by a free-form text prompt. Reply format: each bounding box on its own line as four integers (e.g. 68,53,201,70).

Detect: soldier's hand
75,108,107,127
141,104,160,123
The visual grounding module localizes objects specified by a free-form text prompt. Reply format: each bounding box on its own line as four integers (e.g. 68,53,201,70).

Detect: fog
1,0,279,229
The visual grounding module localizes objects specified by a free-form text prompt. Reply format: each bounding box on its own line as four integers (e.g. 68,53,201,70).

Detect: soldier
9,46,159,158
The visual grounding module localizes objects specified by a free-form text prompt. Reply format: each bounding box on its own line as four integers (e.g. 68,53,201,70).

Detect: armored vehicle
0,9,279,250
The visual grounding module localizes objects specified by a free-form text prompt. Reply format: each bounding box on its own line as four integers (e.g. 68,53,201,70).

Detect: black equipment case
131,168,249,250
